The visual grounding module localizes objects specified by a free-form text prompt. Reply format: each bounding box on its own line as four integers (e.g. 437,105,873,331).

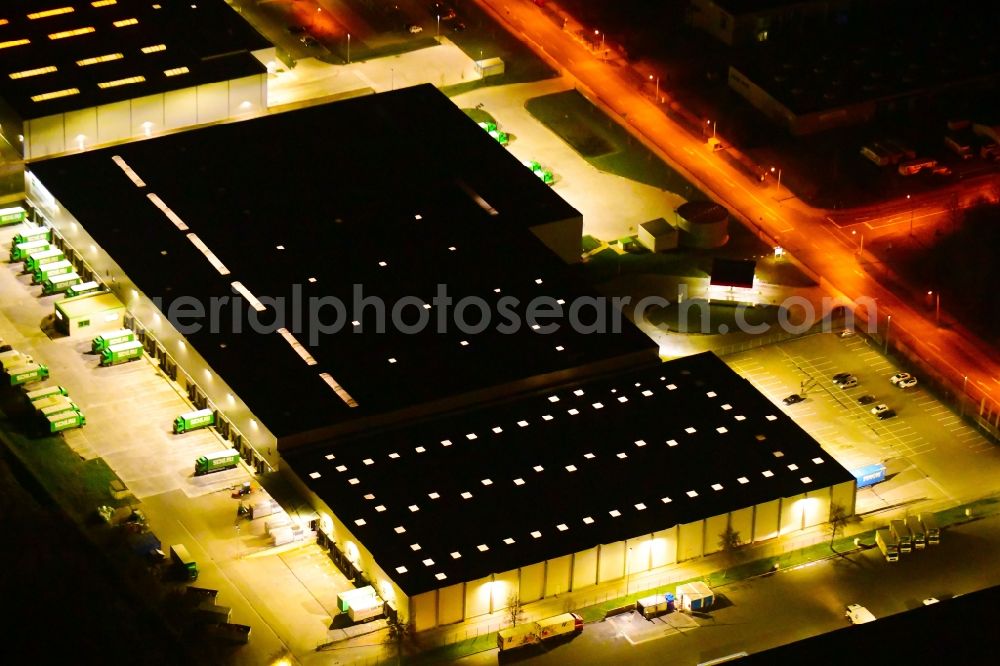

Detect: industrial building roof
0,0,268,119
55,290,121,317
30,84,655,441
283,352,855,596
731,8,1000,115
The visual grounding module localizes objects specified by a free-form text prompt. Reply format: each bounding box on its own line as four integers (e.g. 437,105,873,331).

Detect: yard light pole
907,194,914,235
437,15,440,37
649,74,659,101
961,374,969,416
347,33,351,64
771,166,782,194
885,314,891,353
852,229,864,255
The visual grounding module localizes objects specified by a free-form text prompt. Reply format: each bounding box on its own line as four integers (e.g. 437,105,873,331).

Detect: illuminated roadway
471,0,1000,417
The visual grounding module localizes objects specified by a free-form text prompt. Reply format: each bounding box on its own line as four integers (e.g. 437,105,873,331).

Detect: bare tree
718,524,742,553
506,592,524,628
829,503,850,551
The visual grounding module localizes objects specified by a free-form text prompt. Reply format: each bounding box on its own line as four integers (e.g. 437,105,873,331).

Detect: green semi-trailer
10,239,51,261
5,363,49,386
24,248,65,273
33,259,73,285
91,329,135,353
0,206,27,226
12,226,51,247
194,449,240,476
100,340,143,366
174,408,215,434
45,410,85,433
42,272,82,296
23,385,69,401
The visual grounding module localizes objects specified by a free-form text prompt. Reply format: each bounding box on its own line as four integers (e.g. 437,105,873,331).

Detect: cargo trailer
497,613,583,652
65,281,102,298
24,248,65,273
6,363,49,386
919,512,940,545
10,239,50,261
194,449,240,476
170,544,199,581
12,226,51,246
677,582,715,611
33,259,73,284
23,385,68,401
100,340,143,366
876,528,899,562
42,271,82,296
0,350,34,371
45,411,86,433
91,328,135,353
890,519,912,553
906,515,925,549
0,206,27,225
175,408,215,434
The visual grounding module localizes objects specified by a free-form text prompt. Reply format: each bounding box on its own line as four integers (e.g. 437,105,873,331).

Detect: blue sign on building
852,463,887,488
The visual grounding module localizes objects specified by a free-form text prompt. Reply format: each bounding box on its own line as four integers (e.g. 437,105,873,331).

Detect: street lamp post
885,314,891,353
437,14,440,38
771,166,782,194
935,290,940,326
852,229,864,255
390,67,394,91
649,74,659,102
347,33,351,64
961,374,969,416
907,194,914,235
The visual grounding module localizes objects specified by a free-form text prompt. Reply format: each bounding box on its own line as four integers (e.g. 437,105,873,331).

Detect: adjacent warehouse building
27,84,657,473
0,0,270,159
283,351,857,630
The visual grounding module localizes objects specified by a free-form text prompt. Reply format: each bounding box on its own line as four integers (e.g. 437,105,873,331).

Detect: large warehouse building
0,0,269,159
27,84,656,474
283,352,856,630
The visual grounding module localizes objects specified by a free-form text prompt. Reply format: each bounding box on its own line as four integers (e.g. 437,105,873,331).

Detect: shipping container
175,408,215,434
677,582,715,611
99,340,143,366
33,259,74,284
10,238,51,261
194,449,240,476
91,328,135,353
24,248,66,273
42,271,82,296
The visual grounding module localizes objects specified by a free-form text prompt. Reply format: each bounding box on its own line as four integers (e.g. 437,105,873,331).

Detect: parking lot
0,225,365,664
725,331,1000,514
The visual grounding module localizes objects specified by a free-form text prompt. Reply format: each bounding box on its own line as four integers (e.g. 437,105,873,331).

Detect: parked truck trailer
890,519,912,553
23,248,65,273
46,410,86,433
169,544,199,581
23,385,68,401
497,613,583,652
875,528,899,562
12,226,51,247
65,280,102,298
919,512,940,545
100,340,143,366
175,408,215,434
42,271,82,296
0,206,27,225
33,259,73,284
194,449,240,476
906,515,925,549
5,363,49,386
9,239,49,262
91,329,135,353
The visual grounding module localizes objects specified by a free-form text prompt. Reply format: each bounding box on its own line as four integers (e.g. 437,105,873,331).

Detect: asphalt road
456,512,1000,665
470,0,1000,420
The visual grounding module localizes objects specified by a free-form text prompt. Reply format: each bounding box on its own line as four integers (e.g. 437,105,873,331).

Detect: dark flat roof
742,585,1000,663
711,258,756,289
713,0,831,14
0,0,268,119
283,352,855,596
31,85,655,440
732,8,1000,115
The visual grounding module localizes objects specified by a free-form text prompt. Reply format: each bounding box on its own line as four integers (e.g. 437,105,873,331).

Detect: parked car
407,24,424,33
871,403,891,416
922,597,940,605
451,21,466,32
857,394,877,405
839,376,859,389
838,329,855,338
783,394,805,405
832,372,852,384
876,409,897,420
846,604,876,624
889,372,913,385
300,35,319,47
896,377,918,389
